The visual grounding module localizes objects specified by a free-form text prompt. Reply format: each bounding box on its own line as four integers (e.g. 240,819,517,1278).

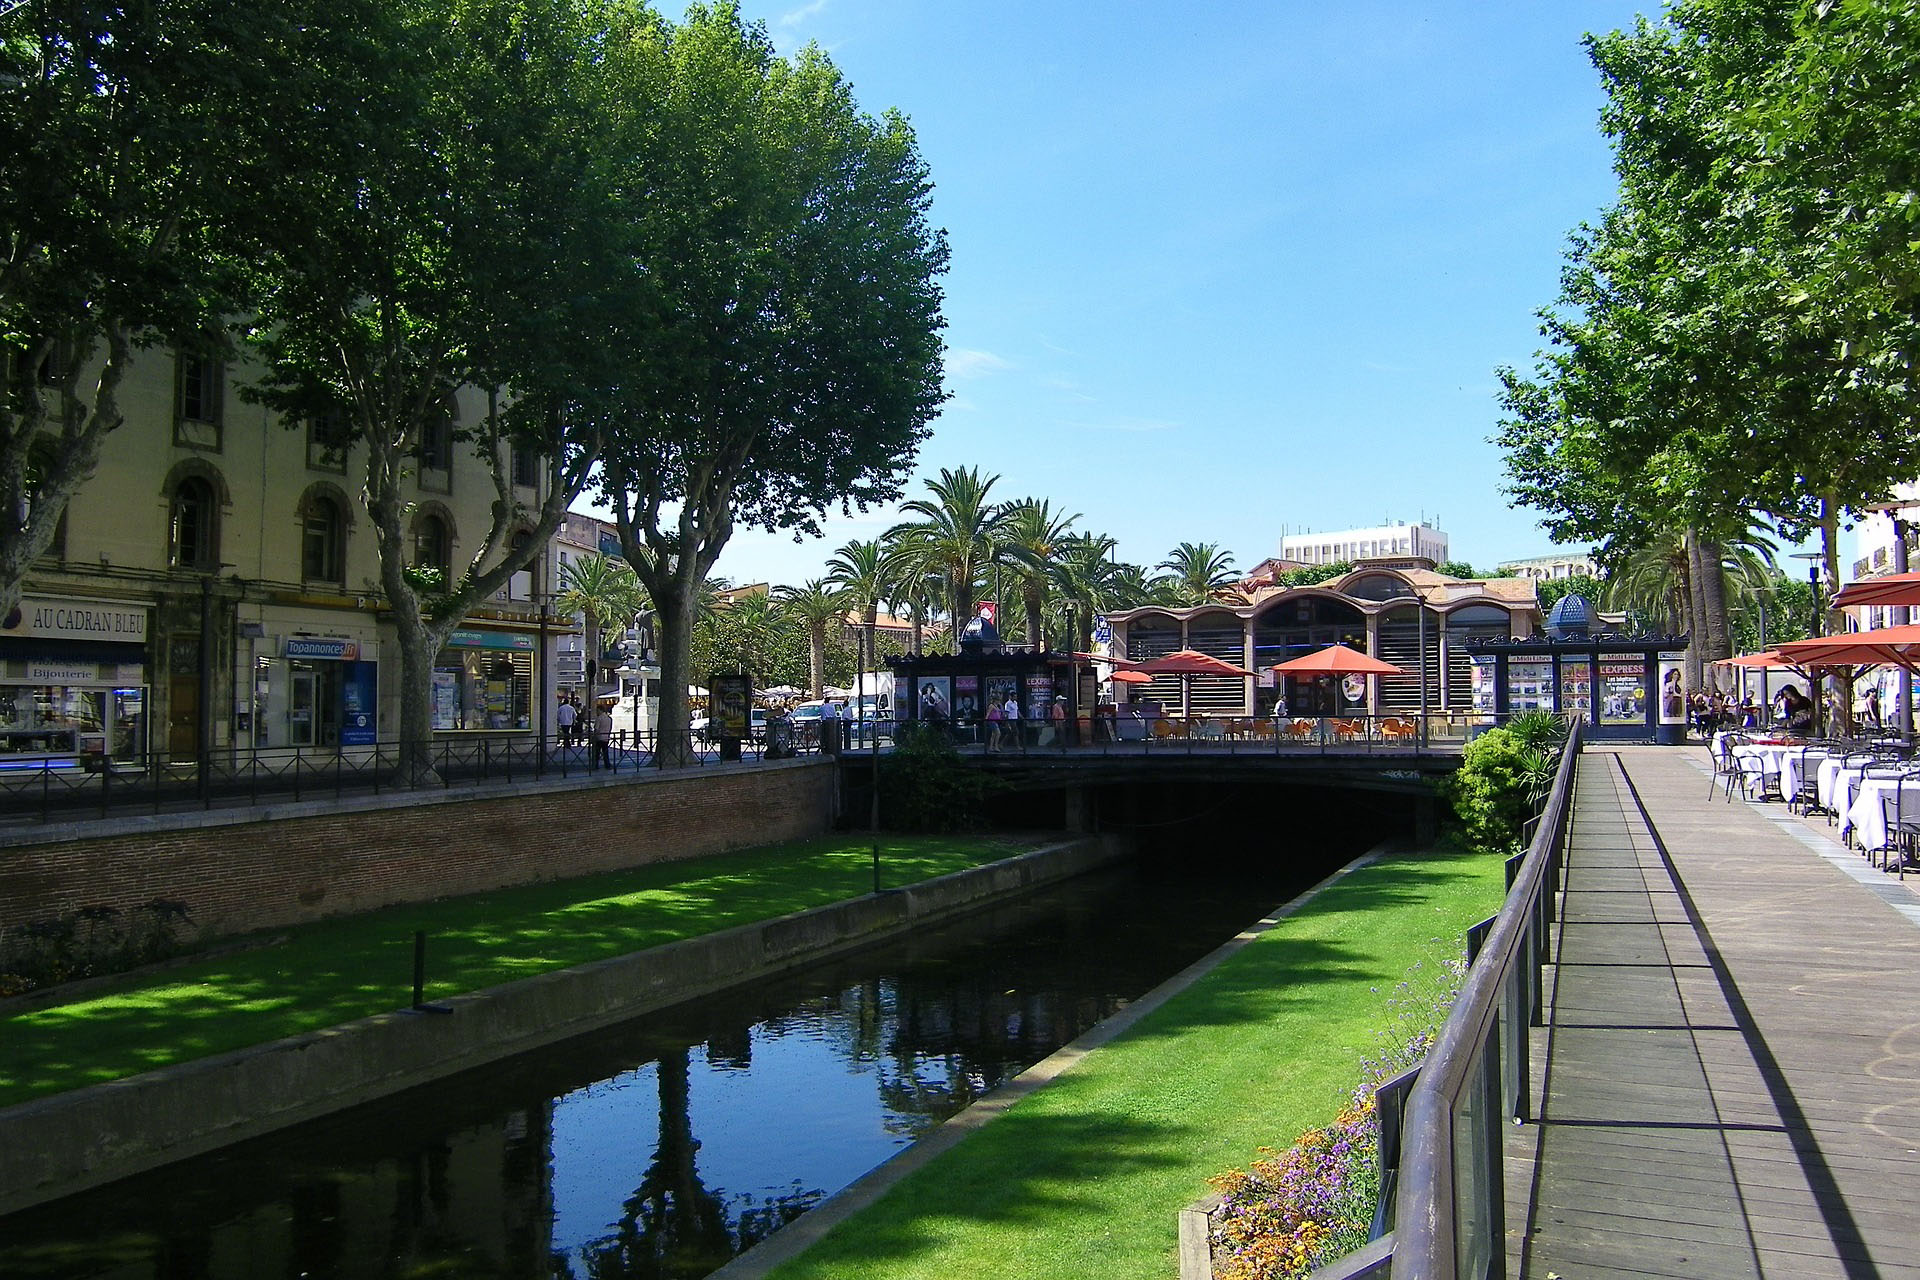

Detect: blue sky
658,1,1656,588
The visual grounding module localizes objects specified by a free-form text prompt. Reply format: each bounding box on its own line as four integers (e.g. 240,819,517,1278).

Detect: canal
0,837,1366,1279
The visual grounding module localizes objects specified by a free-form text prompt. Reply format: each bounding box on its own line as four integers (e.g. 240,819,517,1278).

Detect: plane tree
0,0,302,616
241,0,616,779
587,4,948,765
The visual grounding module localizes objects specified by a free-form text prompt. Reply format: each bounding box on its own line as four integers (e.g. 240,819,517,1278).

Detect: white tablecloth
1844,774,1920,849
1780,748,1838,801
1732,745,1794,798
1832,766,1909,834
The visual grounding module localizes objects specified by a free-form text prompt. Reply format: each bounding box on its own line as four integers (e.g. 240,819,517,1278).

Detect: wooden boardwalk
1508,746,1920,1279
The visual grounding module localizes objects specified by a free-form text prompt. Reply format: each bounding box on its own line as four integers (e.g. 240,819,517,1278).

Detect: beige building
1105,558,1540,717
2,342,571,769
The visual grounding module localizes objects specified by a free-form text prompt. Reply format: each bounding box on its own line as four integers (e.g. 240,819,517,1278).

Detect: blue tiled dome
1546,594,1593,640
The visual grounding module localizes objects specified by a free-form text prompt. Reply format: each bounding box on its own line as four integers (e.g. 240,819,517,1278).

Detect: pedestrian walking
592,699,614,768
556,694,577,751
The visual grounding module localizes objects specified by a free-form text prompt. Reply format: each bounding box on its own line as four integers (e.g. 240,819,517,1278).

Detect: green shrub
1505,709,1569,753
0,899,192,997
878,728,1005,831
1444,727,1541,849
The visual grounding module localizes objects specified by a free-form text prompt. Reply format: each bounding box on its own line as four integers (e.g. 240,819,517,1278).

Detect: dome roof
1545,594,1593,639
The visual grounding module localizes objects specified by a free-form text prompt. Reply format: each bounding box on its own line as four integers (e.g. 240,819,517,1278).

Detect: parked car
788,701,827,744
691,710,767,743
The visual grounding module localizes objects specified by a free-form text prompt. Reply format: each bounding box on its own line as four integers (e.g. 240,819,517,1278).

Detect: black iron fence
933,710,1515,757
0,724,853,825
1305,717,1582,1280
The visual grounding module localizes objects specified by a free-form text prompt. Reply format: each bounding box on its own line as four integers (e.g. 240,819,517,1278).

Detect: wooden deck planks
1508,746,1920,1280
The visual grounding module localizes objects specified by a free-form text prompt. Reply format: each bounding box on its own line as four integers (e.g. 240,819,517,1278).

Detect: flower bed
1199,954,1467,1279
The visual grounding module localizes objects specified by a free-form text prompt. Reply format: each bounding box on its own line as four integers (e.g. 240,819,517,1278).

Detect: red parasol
1109,669,1153,685
1128,649,1253,716
1831,572,1920,611
1777,624,1920,671
1268,643,1406,677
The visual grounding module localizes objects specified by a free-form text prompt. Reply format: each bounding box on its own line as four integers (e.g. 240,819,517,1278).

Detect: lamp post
1863,500,1920,739
1790,550,1825,732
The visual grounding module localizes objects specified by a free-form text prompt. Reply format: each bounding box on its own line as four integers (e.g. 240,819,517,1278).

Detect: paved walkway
1510,745,1920,1279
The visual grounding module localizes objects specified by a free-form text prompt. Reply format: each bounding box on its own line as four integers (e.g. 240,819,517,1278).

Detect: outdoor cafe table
1844,773,1920,852
1776,744,1840,801
1729,740,1811,799
1826,762,1909,836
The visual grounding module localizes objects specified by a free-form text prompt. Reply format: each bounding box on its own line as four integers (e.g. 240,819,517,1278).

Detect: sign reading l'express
3,596,149,643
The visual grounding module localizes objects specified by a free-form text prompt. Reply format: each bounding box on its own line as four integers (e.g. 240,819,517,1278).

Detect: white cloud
1064,417,1179,433
944,348,1013,380
779,0,828,27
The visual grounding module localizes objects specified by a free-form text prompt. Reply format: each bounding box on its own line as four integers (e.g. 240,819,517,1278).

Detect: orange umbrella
1778,624,1920,671
1832,572,1920,611
1109,669,1153,685
1129,649,1253,716
1268,643,1406,677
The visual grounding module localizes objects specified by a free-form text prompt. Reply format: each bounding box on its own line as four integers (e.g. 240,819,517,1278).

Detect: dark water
0,847,1348,1279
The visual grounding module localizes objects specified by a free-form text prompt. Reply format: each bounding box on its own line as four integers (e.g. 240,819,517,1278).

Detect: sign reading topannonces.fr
3,596,149,644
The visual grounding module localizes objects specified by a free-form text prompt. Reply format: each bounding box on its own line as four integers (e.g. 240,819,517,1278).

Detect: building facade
1,342,572,771
1495,552,1599,581
1279,522,1449,568
1105,559,1540,718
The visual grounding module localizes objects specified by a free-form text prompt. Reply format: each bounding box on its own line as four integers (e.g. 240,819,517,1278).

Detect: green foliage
1445,727,1545,850
1505,709,1569,753
1276,561,1353,588
1534,574,1604,616
879,728,1005,832
0,900,192,997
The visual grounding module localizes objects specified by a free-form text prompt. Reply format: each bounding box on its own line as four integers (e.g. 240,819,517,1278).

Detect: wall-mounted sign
3,596,148,644
26,662,99,683
285,637,360,661
447,630,535,652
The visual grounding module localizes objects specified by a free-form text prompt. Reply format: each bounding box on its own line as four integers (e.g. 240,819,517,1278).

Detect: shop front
433,628,537,733
278,637,379,749
0,595,152,770
1467,636,1688,742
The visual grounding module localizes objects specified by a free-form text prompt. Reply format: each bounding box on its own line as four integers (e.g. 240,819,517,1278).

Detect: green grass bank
762,844,1505,1280
0,833,1017,1108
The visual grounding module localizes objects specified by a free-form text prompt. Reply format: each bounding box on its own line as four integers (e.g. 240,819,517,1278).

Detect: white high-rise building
1279,522,1448,567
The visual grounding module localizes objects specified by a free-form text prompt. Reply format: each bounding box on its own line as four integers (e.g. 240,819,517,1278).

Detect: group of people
1689,681,1887,738
983,693,1068,751
554,692,615,767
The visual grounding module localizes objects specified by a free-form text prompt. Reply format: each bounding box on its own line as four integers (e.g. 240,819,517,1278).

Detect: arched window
413,511,450,577
302,492,345,583
169,476,218,569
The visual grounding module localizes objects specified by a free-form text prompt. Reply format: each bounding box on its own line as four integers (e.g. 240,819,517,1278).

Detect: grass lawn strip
0,833,1018,1107
760,844,1505,1280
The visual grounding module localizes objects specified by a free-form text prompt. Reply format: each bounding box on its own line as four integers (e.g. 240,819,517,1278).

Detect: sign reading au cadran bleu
4,596,149,644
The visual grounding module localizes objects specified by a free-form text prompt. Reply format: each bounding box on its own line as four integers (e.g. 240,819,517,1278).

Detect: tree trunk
1683,528,1707,693
1697,535,1731,668
1024,582,1043,653
808,624,826,697
654,585,694,767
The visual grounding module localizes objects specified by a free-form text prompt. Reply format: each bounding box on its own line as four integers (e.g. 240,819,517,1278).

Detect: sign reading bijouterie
2,596,149,644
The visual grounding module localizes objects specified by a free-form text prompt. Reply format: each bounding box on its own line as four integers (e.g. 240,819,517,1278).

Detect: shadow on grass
0,834,1023,1105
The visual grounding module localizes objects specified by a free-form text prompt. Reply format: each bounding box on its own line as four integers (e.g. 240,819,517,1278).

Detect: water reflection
0,849,1340,1279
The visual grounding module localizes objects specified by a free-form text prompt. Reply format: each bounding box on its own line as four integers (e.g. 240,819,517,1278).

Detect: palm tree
556,552,648,701
709,590,785,679
1605,519,1777,689
887,466,1007,628
825,538,891,692
996,499,1079,651
776,579,851,697
1051,532,1123,654
1155,541,1238,606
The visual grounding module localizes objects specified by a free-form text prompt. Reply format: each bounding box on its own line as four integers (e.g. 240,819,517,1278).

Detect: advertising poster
712,673,751,738
1470,656,1496,713
1025,673,1055,719
431,669,461,731
1600,653,1647,724
1507,658,1554,712
953,675,980,722
341,660,378,745
985,676,1020,717
1657,657,1687,725
915,676,952,722
1558,658,1591,718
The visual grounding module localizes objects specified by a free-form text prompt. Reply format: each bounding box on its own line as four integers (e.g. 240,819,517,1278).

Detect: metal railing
0,723,860,825
1306,718,1581,1279
925,710,1511,758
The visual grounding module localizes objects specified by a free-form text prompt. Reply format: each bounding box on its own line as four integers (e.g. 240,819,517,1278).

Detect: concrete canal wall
0,832,1129,1216
0,759,836,939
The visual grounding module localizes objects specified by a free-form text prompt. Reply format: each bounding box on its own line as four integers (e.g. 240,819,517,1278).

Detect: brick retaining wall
0,762,836,940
